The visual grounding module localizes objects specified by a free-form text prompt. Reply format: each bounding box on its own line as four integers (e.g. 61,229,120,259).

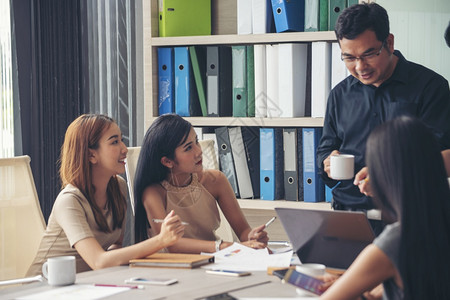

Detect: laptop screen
275,207,375,269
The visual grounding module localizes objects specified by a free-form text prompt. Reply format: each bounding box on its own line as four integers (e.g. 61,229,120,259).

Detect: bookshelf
143,0,335,210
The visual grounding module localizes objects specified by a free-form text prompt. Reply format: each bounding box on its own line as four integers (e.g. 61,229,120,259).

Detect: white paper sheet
17,284,131,300
202,243,292,271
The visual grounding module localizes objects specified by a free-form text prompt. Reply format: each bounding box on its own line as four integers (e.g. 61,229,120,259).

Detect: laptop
275,207,375,270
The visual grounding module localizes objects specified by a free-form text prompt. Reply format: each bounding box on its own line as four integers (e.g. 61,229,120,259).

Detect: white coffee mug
296,263,326,278
330,154,355,180
42,256,76,286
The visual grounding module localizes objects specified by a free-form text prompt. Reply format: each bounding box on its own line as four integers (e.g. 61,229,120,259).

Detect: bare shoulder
198,169,226,185
142,183,166,205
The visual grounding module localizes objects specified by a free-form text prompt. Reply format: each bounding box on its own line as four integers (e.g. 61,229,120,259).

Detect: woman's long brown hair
59,114,126,232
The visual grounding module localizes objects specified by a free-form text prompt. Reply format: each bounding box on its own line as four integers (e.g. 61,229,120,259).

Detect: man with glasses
317,2,450,235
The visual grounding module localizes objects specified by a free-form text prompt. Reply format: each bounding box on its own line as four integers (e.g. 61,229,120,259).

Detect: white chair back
0,156,46,281
199,140,239,242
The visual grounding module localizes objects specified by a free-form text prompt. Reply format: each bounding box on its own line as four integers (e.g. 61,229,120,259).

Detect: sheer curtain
11,0,141,222
0,0,13,158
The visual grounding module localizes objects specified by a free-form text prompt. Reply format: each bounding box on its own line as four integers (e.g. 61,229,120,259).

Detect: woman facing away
27,114,184,276
134,114,269,253
320,116,450,299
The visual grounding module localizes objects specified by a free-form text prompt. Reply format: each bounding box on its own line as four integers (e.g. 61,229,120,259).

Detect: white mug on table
296,263,326,278
42,255,76,286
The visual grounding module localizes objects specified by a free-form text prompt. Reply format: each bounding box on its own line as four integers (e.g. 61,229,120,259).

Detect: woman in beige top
27,114,184,276
134,114,269,254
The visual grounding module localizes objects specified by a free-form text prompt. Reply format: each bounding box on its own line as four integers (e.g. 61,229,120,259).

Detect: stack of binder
159,0,211,37
206,46,232,117
302,127,325,202
271,0,305,33
215,126,260,199
328,0,359,31
283,128,301,201
260,128,284,200
190,46,208,117
210,126,326,202
311,41,331,118
238,0,274,35
158,48,174,115
232,46,255,117
174,47,202,117
158,47,205,116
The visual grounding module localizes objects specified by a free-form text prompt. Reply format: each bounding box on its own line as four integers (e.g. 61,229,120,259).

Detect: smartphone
205,270,251,277
272,268,290,279
125,277,178,286
282,269,325,296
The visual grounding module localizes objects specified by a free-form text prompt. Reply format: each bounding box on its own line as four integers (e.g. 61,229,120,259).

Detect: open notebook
276,207,375,270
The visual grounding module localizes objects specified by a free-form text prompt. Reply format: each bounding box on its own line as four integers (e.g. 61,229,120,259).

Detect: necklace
168,172,192,187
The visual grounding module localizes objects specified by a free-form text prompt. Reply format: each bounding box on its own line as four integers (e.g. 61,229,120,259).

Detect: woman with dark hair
134,114,269,253
320,116,450,299
27,114,184,276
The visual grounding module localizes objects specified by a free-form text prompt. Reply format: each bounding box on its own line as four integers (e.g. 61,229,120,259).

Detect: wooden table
0,265,312,299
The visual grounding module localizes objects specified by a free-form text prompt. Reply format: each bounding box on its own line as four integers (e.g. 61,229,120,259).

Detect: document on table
17,284,131,300
238,296,319,300
202,243,292,271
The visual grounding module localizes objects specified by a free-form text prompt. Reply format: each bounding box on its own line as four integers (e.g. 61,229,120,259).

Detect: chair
198,140,239,242
198,139,219,170
125,147,141,216
125,142,238,243
0,156,46,281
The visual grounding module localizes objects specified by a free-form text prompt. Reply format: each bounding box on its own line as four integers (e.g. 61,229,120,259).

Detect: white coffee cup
42,256,76,286
330,154,355,180
296,263,326,278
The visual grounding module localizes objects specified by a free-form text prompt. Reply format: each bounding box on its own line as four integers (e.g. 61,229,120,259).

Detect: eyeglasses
341,40,386,64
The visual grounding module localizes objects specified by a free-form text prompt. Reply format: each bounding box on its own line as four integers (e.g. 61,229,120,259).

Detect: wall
377,0,450,82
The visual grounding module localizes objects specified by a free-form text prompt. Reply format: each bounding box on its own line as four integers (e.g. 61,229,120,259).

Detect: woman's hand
361,283,383,300
354,167,373,197
317,273,340,293
158,210,185,247
240,240,266,249
248,224,269,246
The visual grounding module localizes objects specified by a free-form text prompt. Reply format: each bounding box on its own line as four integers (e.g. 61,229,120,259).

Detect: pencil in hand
152,218,189,226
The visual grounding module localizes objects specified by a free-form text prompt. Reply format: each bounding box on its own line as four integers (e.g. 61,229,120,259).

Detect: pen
358,177,369,185
152,218,189,225
265,216,277,229
94,284,144,289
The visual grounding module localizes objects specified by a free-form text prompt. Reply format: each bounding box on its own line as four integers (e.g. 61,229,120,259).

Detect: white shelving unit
238,199,331,210
143,0,335,210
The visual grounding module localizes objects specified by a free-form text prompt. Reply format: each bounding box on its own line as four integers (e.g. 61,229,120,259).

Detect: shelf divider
238,199,332,210
150,31,337,47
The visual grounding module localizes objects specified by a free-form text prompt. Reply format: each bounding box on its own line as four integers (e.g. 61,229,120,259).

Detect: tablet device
276,207,375,269
283,269,324,296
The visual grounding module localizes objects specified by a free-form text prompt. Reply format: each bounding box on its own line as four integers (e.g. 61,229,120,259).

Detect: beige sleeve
53,191,94,247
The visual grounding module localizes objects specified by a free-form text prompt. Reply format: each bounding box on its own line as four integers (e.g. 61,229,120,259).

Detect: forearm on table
166,237,218,254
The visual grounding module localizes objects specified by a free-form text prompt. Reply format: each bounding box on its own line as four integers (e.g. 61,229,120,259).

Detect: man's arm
419,75,450,150
317,94,341,187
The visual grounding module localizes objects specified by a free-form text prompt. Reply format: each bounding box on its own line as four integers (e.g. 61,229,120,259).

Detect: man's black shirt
317,50,450,209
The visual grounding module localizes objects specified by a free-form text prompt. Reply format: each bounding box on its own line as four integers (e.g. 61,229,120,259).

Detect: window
0,0,13,158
